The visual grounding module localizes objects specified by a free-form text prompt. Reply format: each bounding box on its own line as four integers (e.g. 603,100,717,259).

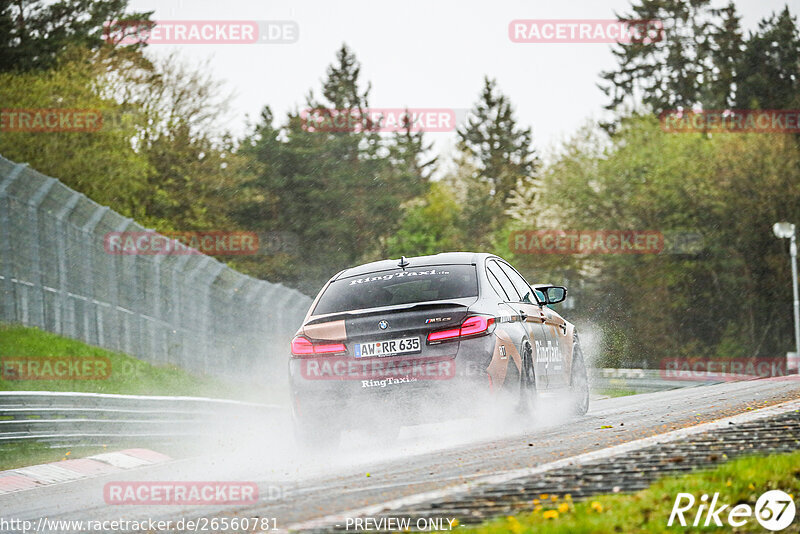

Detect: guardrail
590,367,758,393
0,391,278,446
0,371,765,445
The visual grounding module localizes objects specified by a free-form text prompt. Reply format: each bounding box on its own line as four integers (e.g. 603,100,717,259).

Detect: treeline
1,0,799,366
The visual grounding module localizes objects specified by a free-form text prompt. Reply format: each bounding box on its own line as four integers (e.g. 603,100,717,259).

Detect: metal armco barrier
0,154,311,382
590,367,760,393
0,391,278,445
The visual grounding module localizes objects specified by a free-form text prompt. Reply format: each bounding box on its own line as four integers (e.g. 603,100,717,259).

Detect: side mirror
541,286,567,305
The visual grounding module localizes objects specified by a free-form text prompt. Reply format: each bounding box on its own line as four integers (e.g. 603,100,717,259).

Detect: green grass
0,323,273,401
598,388,639,398
0,441,113,471
0,440,204,471
465,450,800,533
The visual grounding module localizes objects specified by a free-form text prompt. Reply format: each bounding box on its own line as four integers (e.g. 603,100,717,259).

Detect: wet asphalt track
2,376,799,532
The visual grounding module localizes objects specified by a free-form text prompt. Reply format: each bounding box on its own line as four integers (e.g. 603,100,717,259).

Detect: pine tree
455,77,538,247
237,45,431,292
599,0,730,115
0,0,152,73
703,3,744,109
734,7,800,109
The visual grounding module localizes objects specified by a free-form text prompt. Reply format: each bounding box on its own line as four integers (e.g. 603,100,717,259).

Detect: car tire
570,336,590,415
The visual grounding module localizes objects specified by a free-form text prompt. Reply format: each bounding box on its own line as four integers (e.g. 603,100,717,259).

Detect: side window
499,262,538,304
533,287,547,304
485,267,509,301
486,261,519,301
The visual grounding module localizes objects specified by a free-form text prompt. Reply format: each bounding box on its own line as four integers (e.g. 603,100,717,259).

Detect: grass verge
0,323,274,401
598,388,638,398
0,323,282,470
0,442,113,471
466,450,800,533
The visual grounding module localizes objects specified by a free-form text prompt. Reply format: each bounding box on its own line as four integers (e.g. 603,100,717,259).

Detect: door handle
518,310,528,321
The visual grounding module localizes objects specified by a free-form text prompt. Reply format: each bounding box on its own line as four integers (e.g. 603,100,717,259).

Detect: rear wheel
570,336,590,415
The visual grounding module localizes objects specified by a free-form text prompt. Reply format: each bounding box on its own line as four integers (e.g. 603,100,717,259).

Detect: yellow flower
506,516,522,534
591,501,604,513
534,505,543,513
543,510,559,520
565,494,573,501
726,480,732,487
748,483,755,490
540,493,549,500
550,495,558,502
533,499,540,505
451,519,459,527
558,503,570,514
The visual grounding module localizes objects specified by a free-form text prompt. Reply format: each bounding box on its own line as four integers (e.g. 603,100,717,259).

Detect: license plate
354,337,421,358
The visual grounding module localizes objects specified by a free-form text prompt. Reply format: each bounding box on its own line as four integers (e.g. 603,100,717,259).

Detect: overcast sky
128,0,795,164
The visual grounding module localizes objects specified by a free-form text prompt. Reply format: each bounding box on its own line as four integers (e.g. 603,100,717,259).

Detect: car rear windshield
312,264,478,315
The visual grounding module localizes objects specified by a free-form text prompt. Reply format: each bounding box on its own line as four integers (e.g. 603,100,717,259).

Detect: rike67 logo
669,490,796,531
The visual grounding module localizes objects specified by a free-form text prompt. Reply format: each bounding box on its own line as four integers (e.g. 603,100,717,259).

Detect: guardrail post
0,163,27,323
108,219,132,354
26,177,57,330
150,252,166,364
82,206,109,346
53,193,81,337
225,275,249,377
169,254,192,369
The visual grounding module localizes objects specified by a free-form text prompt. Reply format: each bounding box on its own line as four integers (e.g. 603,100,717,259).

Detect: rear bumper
289,336,495,427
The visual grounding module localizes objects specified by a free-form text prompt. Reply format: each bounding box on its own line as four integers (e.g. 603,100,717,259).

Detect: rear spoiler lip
305,298,476,325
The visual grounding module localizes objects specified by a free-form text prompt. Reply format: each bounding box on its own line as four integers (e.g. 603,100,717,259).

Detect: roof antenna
398,256,410,270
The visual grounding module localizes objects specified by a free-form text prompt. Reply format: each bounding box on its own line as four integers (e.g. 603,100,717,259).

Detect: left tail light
291,335,347,356
428,315,495,343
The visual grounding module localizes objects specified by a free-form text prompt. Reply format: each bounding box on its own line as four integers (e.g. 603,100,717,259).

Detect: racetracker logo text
660,358,788,380
104,482,260,505
300,356,455,381
509,19,663,43
301,108,457,133
660,109,800,134
0,109,102,132
103,20,298,44
510,230,664,254
104,231,259,256
2,356,111,380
